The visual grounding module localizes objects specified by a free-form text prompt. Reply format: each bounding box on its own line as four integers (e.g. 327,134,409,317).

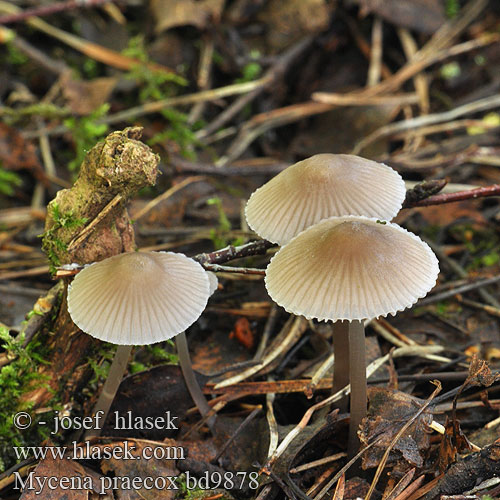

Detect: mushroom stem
332,320,350,413
347,320,367,458
84,344,132,439
175,331,216,432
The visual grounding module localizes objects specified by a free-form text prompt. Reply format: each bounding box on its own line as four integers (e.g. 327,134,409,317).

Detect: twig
67,194,123,253
0,265,49,280
0,281,64,368
354,92,500,154
170,156,289,176
365,381,442,500
254,303,280,360
202,263,265,275
306,466,338,497
367,17,383,87
0,0,111,24
401,179,448,207
369,319,451,364
306,351,333,399
197,36,314,139
0,26,69,74
213,406,261,463
188,35,214,125
0,1,180,77
312,93,420,106
427,240,500,308
393,475,426,500
290,452,347,474
222,33,499,165
385,468,416,500
313,438,383,500
330,473,345,500
217,101,336,166
265,385,279,460
132,176,205,221
398,28,430,115
195,239,275,265
213,316,307,389
404,184,500,208
418,275,500,306
342,11,392,79
263,345,445,473
418,0,488,56
456,296,500,319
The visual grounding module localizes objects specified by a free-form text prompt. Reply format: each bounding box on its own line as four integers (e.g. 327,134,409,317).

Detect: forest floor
1,0,500,499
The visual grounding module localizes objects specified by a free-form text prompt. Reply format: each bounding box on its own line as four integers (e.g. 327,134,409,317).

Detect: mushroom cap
245,154,406,245
67,251,210,345
206,271,219,295
265,216,439,321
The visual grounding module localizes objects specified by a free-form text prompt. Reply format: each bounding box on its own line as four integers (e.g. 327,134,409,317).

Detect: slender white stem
176,331,215,431
84,344,132,439
347,320,367,458
332,321,350,413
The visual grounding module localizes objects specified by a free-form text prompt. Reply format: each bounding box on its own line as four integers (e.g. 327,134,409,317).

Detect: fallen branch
403,184,500,208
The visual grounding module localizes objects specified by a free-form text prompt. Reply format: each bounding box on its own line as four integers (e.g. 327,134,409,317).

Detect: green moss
121,36,204,157
87,343,116,387
449,224,500,271
206,197,245,249
445,0,460,18
131,341,178,375
63,104,110,174
0,326,54,471
41,202,88,273
0,165,22,196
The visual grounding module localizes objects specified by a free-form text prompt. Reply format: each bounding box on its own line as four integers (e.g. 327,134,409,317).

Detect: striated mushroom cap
265,216,439,321
206,271,219,295
245,154,406,245
67,251,210,345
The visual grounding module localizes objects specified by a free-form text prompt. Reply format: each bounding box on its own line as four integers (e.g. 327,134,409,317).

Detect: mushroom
67,251,216,435
245,154,406,245
264,216,439,455
67,251,211,344
245,154,406,411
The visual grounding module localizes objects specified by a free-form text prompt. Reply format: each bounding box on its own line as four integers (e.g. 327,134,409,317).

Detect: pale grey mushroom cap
265,216,439,321
245,154,406,245
67,251,211,345
206,271,219,295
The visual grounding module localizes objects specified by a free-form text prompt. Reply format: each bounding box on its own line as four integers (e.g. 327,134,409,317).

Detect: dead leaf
359,388,434,469
258,0,332,51
413,200,486,227
229,317,255,349
101,439,179,499
355,0,446,34
0,123,43,179
190,326,252,375
438,417,474,473
19,456,97,499
344,477,372,499
103,364,206,440
425,440,500,499
151,0,225,32
291,104,399,159
60,73,117,115
466,353,500,388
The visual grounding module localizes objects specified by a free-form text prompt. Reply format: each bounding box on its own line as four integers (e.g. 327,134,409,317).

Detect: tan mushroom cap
67,251,210,345
245,154,406,245
265,216,439,321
